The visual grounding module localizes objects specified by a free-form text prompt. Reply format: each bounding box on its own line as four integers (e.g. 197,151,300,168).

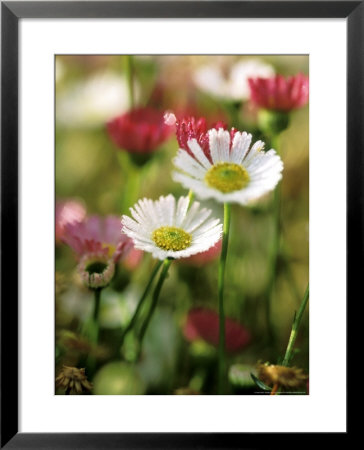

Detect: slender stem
265,133,282,343
138,259,172,349
218,203,231,394
120,260,163,346
93,288,101,322
117,152,142,214
90,288,102,345
270,383,279,395
282,283,309,366
84,288,102,376
125,55,135,109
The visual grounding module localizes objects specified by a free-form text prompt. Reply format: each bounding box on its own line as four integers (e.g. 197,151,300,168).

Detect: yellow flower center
205,162,250,193
152,226,192,251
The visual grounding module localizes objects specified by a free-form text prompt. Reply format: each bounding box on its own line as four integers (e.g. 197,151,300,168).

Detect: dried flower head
56,365,93,394
77,251,115,289
257,363,308,389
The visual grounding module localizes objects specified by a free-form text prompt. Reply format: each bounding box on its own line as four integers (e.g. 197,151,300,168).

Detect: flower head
173,127,283,205
56,71,138,128
56,199,86,242
78,251,115,289
248,73,309,112
194,59,275,101
257,363,308,389
56,365,93,394
183,307,250,353
122,195,222,260
63,215,131,263
107,107,173,154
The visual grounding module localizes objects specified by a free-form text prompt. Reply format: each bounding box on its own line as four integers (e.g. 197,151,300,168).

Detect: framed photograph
1,1,357,446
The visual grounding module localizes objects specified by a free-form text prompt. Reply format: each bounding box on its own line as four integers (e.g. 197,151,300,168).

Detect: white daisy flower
194,59,275,101
172,128,283,206
56,71,139,129
122,195,222,261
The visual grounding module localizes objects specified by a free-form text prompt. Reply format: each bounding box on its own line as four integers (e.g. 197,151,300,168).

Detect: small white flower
172,128,283,206
56,71,139,128
194,59,274,101
122,195,222,261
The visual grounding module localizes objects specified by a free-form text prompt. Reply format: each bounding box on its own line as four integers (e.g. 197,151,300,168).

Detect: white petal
193,228,222,245
193,218,222,237
186,208,212,233
231,131,252,164
209,128,230,163
172,172,207,197
155,194,175,226
121,215,145,235
173,149,206,179
175,196,190,227
138,198,159,228
187,139,212,169
181,201,201,229
243,140,265,164
247,150,283,176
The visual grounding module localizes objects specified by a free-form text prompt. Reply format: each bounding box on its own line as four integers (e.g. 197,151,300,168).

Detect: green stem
218,203,231,394
265,133,282,343
89,288,102,345
117,152,142,214
93,288,101,322
84,288,102,376
138,259,172,351
282,283,309,366
120,260,163,346
125,55,135,109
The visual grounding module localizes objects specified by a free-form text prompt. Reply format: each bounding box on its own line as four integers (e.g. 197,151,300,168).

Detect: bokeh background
55,55,309,395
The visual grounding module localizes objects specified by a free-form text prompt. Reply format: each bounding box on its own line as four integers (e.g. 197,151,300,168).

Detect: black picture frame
1,1,358,447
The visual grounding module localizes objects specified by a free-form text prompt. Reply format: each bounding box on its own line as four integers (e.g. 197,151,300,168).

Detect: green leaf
250,373,272,391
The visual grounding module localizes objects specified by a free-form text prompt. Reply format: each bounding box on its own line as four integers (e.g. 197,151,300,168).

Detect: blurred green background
55,55,308,395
